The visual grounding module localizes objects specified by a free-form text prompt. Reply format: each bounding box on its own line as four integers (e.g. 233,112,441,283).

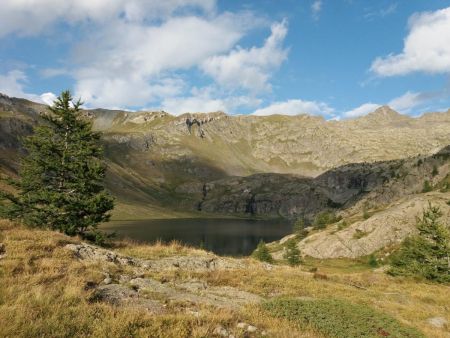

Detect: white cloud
40,92,57,106
371,7,450,76
342,89,443,118
311,1,322,21
0,70,28,98
71,12,261,108
0,0,288,110
76,75,185,109
161,86,261,115
201,20,288,93
162,96,226,115
342,103,380,118
0,0,216,37
252,99,334,116
0,70,56,105
388,91,425,113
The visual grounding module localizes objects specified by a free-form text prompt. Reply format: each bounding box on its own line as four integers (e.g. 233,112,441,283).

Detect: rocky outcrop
192,152,449,220
66,243,248,272
91,277,262,312
68,243,262,312
292,192,450,258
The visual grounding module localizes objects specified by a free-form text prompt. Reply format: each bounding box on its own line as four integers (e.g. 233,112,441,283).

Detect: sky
0,0,450,119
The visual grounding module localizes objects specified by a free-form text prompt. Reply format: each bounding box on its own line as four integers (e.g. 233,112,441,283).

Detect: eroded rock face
294,192,450,258
195,153,448,220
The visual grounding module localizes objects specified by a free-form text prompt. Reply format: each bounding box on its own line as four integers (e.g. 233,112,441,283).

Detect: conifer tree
292,218,309,239
0,91,114,238
284,239,301,266
252,240,273,263
389,204,450,283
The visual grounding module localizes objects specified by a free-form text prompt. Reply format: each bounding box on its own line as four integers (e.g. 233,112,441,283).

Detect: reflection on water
101,218,292,256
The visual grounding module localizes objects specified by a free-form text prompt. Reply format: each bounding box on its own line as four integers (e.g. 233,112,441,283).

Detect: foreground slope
0,221,448,337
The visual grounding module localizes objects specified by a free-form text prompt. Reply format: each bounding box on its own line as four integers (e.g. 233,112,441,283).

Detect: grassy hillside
0,220,448,337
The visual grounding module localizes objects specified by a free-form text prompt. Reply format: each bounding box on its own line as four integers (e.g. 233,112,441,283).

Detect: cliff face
1,93,450,220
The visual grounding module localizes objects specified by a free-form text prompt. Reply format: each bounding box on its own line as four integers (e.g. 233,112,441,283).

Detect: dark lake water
101,218,292,256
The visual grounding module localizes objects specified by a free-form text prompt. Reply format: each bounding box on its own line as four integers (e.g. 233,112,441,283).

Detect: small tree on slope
389,203,450,283
252,240,273,263
284,239,301,266
0,91,114,238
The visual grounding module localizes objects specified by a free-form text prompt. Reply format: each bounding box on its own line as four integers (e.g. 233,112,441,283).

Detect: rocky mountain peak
368,105,402,119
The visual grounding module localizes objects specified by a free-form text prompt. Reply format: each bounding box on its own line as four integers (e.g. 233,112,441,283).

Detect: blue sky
0,0,449,118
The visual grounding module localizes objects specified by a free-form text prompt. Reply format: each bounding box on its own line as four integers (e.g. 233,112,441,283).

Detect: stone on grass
427,317,447,328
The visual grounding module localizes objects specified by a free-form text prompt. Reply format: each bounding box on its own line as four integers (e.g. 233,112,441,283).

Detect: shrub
389,204,450,283
337,220,348,230
353,229,369,239
368,254,378,268
363,209,371,219
313,211,341,229
263,298,424,338
252,240,273,263
292,218,309,239
422,180,432,193
431,165,439,177
283,240,301,266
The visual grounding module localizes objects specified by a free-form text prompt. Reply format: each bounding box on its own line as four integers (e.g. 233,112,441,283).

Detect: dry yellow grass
114,238,208,259
0,220,449,337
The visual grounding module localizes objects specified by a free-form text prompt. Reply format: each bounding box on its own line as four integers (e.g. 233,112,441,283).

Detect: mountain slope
1,93,450,220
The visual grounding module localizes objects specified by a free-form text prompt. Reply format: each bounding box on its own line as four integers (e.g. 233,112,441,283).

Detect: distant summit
369,105,401,118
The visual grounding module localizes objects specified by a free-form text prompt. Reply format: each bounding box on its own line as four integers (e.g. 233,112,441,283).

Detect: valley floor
0,220,449,338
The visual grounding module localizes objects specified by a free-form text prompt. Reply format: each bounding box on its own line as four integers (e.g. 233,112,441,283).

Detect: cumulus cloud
201,20,288,93
0,0,289,110
342,88,447,118
252,99,334,116
40,92,58,106
0,0,216,37
342,103,380,118
311,1,322,21
371,7,450,76
0,70,56,105
161,86,261,115
70,12,257,108
388,91,425,113
0,70,28,98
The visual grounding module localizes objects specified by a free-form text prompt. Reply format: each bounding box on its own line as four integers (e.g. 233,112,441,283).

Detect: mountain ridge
1,92,450,222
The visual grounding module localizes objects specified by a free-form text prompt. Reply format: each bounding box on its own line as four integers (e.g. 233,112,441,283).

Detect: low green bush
313,211,342,229
263,298,424,338
353,229,369,239
252,240,273,263
292,218,309,239
422,180,433,193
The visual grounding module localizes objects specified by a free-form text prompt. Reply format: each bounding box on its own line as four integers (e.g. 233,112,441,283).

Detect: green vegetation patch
263,298,424,338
